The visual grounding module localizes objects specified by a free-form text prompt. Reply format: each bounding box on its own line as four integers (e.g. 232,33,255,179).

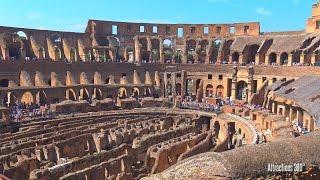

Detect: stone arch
245,44,259,64
16,31,28,40
210,39,222,64
145,87,152,97
5,33,23,60
54,46,62,61
93,88,103,100
0,79,9,87
39,47,46,59
36,90,48,105
70,48,77,61
280,52,288,65
236,81,248,101
232,52,240,63
66,89,76,101
163,39,173,63
213,121,220,137
185,79,193,96
199,40,209,64
186,39,197,64
216,85,224,98
268,52,277,65
196,79,202,93
21,91,34,105
176,83,182,96
50,34,61,43
80,88,90,101
132,87,140,98
151,39,160,63
139,38,150,63
118,87,127,99
205,84,214,97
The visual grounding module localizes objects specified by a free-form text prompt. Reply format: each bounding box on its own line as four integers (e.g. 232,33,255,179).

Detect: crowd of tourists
179,96,222,113
9,102,53,121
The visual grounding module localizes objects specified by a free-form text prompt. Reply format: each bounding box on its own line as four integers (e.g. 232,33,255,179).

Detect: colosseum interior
0,1,320,180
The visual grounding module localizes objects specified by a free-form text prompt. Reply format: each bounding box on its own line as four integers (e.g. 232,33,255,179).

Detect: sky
0,0,317,33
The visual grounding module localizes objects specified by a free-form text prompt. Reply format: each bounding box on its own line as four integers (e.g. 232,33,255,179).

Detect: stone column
147,37,152,62
231,66,238,100
239,54,244,65
255,54,260,65
300,53,305,64
265,55,269,65
182,42,188,64
134,37,141,63
247,66,254,102
172,72,177,98
287,53,293,66
311,53,316,65
163,71,168,97
181,70,187,98
20,48,26,60
159,37,164,64
276,54,281,65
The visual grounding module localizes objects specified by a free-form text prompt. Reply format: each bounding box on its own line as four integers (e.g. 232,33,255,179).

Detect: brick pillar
231,66,238,100
255,54,260,65
181,70,187,98
265,55,269,65
134,37,141,63
288,53,293,66
147,37,152,62
311,53,316,65
300,53,305,64
163,71,168,97
239,54,244,65
172,72,177,98
247,66,254,102
276,54,281,65
159,38,164,64
182,42,187,64
194,40,200,64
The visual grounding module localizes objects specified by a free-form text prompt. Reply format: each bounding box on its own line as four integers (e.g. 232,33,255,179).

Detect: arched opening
132,88,140,98
199,40,209,64
105,77,110,84
39,47,46,59
216,85,224,98
8,42,21,60
50,34,61,43
163,39,173,63
214,121,220,137
210,40,222,64
269,53,277,65
118,88,127,99
80,88,90,101
93,88,103,100
205,84,214,97
151,39,160,63
17,31,28,40
36,90,48,105
236,81,248,101
232,52,240,63
187,39,197,64
70,48,77,61
185,79,193,96
54,46,61,61
96,36,109,46
21,92,34,105
196,79,202,93
139,38,150,63
66,89,76,101
280,52,288,65
0,79,9,87
173,50,182,64
176,83,182,96
245,44,259,64
145,87,152,97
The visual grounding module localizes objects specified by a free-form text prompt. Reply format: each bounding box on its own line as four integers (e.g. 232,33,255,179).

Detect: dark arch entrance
236,81,248,101
232,52,240,63
0,79,9,87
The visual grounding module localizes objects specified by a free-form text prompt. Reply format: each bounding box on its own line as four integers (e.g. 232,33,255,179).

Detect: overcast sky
0,0,316,32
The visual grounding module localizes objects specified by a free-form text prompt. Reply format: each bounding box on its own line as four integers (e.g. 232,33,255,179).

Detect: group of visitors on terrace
8,101,52,121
